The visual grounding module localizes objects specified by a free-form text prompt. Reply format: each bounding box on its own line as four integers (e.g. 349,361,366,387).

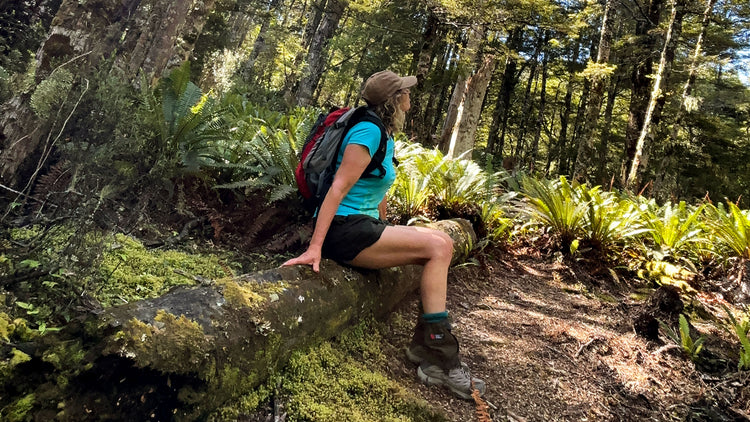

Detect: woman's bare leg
348,225,453,314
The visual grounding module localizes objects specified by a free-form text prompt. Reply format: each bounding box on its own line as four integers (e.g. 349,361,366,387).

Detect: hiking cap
361,71,417,106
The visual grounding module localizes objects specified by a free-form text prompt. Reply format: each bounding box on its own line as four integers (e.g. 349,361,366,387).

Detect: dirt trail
380,250,749,422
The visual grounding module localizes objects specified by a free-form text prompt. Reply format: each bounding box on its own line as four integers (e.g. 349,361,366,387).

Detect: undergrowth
210,320,449,422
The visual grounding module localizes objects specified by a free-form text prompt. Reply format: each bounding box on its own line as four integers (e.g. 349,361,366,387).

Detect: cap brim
400,76,417,89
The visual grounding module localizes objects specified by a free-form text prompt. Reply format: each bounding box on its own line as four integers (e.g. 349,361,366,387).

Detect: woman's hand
282,143,371,273
281,246,322,272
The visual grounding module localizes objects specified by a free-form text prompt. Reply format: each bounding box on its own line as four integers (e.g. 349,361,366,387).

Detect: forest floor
373,247,750,422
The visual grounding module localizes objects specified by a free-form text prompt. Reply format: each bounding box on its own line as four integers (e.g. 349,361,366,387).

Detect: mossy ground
210,320,449,422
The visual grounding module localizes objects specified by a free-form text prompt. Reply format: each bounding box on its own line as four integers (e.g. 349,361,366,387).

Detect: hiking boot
417,361,486,400
408,317,461,369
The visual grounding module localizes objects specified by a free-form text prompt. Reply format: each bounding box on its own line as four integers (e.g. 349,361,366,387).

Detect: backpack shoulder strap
347,107,389,179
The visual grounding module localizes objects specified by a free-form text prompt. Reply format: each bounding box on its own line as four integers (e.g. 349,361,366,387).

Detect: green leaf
19,259,41,269
15,301,33,310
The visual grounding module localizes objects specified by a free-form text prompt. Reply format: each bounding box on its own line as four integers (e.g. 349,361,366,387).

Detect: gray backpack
295,106,388,210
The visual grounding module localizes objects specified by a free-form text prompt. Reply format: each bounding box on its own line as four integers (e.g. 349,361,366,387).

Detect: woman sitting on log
283,70,485,399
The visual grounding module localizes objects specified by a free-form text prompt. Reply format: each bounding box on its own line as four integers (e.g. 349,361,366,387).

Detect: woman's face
399,88,411,112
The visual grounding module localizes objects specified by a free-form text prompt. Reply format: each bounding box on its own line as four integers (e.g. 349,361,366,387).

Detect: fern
638,200,705,260
721,305,750,370
705,202,750,260
659,314,705,362
580,188,649,255
518,176,589,248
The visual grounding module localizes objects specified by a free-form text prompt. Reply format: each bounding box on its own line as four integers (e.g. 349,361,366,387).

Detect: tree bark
409,10,440,144
653,0,717,200
10,219,476,420
0,0,216,190
447,52,496,159
573,0,615,183
240,0,283,83
527,31,550,173
621,0,665,186
486,28,523,160
513,32,544,165
597,74,621,184
437,25,485,155
296,0,346,106
625,0,685,191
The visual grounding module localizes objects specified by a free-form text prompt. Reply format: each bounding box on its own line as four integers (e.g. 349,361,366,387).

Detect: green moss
0,393,35,422
593,290,619,303
206,376,278,421
210,321,447,422
283,342,445,422
0,312,12,341
216,279,265,308
0,348,31,379
42,340,86,372
108,310,213,376
97,234,229,306
10,318,36,342
215,278,287,312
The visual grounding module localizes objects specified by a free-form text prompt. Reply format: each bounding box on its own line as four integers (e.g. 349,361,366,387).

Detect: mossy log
57,219,476,419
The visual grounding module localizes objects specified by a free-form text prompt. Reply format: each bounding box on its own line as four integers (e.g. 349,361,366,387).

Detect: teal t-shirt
334,121,396,218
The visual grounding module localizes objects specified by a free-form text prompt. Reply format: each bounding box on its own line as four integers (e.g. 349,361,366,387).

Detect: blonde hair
370,90,406,135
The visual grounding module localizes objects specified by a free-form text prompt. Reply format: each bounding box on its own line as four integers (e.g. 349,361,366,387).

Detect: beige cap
361,70,417,106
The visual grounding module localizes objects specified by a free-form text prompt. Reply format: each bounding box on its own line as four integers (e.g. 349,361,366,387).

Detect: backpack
295,106,389,210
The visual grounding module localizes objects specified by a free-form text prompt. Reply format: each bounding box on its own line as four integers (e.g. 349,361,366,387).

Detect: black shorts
321,214,388,263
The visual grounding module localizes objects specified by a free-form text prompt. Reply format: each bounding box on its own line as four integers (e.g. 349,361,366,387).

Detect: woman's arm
282,143,372,271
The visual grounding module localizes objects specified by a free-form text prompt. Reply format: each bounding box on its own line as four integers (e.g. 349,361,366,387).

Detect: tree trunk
225,3,255,49
447,53,496,159
437,26,485,154
487,27,523,160
573,0,614,182
9,219,476,420
597,74,621,184
0,0,216,190
296,0,346,106
513,32,543,165
551,40,580,175
424,39,454,146
409,10,440,144
653,0,717,200
527,31,550,173
621,0,665,186
625,0,685,191
240,0,283,82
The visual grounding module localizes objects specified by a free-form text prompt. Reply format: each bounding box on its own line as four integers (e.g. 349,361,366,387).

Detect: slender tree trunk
487,27,523,160
654,0,717,200
226,2,255,49
554,85,574,174
626,0,685,190
528,31,551,172
409,10,440,144
447,52,496,159
296,0,346,106
438,26,485,154
514,33,543,165
240,0,283,82
621,0,665,186
420,39,452,145
597,75,621,184
573,0,615,182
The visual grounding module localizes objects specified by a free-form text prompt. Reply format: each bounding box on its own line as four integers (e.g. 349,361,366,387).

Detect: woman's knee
430,230,453,261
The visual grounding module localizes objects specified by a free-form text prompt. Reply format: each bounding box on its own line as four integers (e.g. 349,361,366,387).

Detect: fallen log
27,219,476,420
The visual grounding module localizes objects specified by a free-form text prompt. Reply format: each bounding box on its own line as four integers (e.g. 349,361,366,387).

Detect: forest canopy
0,0,749,206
